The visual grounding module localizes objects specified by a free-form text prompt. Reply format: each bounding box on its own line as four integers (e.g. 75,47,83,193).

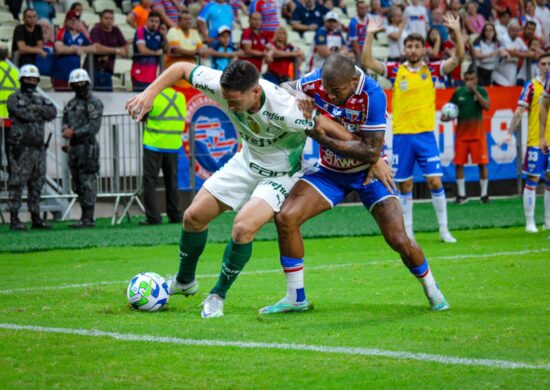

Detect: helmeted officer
62,68,104,228
6,64,57,230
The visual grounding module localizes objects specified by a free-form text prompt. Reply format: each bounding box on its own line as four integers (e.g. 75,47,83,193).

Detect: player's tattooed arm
500,106,526,146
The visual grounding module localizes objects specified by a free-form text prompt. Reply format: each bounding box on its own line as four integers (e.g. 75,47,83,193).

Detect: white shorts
203,152,301,212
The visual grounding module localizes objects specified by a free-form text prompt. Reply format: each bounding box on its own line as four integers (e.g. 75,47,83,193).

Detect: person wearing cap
290,0,328,34
11,8,48,67
207,25,239,71
309,10,347,71
6,64,57,231
166,9,204,89
52,10,96,91
62,68,104,228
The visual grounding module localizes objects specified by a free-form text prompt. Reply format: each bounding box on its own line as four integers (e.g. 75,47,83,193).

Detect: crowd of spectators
3,0,550,91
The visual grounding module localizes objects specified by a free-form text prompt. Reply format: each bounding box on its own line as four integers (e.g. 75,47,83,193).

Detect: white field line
1,323,548,371
1,248,549,295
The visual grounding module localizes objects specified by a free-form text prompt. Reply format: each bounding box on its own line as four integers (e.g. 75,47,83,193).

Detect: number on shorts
528,151,539,162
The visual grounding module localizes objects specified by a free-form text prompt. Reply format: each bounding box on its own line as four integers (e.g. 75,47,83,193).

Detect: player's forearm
540,97,549,139
361,33,384,74
508,108,523,134
474,91,490,110
144,62,195,96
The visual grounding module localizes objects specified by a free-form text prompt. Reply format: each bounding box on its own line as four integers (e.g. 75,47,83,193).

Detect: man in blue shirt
197,0,234,44
290,0,328,34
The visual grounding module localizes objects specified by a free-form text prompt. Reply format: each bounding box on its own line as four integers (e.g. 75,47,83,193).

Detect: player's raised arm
361,17,385,75
126,62,196,122
442,14,465,75
540,95,550,153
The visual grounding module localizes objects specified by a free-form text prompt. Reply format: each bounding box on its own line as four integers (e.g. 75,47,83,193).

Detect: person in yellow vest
0,43,20,173
140,87,186,225
502,53,550,233
362,15,464,243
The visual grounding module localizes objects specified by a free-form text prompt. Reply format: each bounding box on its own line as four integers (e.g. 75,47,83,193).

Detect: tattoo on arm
306,129,384,164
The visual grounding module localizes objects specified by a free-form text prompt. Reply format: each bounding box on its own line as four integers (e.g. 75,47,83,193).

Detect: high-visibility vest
143,88,186,152
0,61,20,119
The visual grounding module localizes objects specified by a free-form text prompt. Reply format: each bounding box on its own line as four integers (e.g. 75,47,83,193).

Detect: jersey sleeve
188,66,224,104
428,60,445,78
135,27,145,45
348,18,358,40
314,29,327,46
241,29,252,45
383,61,399,81
296,68,321,97
360,86,387,132
518,81,534,107
450,90,459,105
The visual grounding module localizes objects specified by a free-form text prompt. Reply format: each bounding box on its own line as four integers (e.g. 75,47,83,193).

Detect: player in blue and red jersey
259,54,450,315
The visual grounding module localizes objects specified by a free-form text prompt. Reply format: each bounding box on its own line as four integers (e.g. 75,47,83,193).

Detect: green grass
1,227,549,388
0,196,547,253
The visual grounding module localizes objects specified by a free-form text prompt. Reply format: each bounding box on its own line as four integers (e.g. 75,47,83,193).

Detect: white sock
545,183,550,226
480,179,488,197
281,256,306,303
410,261,444,305
523,183,537,226
399,191,413,236
456,178,466,197
431,188,449,232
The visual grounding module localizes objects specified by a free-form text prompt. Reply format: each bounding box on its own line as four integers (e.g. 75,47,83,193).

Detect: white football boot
201,294,224,318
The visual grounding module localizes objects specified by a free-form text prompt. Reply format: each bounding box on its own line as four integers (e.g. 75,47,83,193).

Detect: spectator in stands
207,25,238,71
349,0,369,60
152,0,185,28
473,22,500,85
239,12,271,72
35,18,55,77
464,1,485,34
249,0,279,42
309,11,347,71
425,27,444,61
30,0,56,23
521,20,544,47
52,10,95,90
518,38,542,84
290,0,328,34
368,0,387,23
492,0,524,20
386,6,405,61
522,0,546,41
447,69,491,204
495,10,512,39
404,0,429,38
166,10,204,88
493,21,530,86
474,0,492,21
264,26,304,84
229,0,248,26
7,0,24,20
89,10,128,92
58,4,91,40
535,0,550,42
430,7,449,42
131,11,167,91
11,9,47,67
197,0,234,44
127,0,153,29
447,0,465,26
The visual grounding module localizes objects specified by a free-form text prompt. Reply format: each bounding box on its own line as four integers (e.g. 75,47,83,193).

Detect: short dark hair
100,9,114,17
220,60,259,92
70,2,82,10
23,8,36,16
179,9,191,18
464,69,477,78
540,52,550,61
404,33,425,46
524,20,537,29
148,10,161,19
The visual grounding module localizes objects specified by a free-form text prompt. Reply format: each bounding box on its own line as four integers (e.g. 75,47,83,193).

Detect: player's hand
363,158,397,193
541,137,549,154
126,91,155,123
296,93,316,120
443,13,461,32
498,133,513,148
367,17,384,35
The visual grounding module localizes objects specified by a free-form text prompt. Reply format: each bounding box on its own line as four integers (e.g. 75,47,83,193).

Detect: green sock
211,239,253,299
176,229,208,284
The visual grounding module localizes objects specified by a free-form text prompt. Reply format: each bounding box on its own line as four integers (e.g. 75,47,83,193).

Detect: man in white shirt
493,22,530,86
403,0,429,38
535,0,550,41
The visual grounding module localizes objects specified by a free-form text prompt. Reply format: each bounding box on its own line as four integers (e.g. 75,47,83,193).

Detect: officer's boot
10,211,27,231
31,212,51,230
70,207,96,228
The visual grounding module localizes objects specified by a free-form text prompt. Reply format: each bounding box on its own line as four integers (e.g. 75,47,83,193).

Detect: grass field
1,207,550,388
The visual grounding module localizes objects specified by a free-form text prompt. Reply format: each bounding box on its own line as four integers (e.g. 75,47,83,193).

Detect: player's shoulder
260,78,293,106
299,68,322,86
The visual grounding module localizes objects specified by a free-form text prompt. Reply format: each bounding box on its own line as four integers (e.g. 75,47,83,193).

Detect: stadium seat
80,11,99,26
376,33,389,46
371,46,389,61
303,30,315,45
121,0,132,13
0,24,15,43
287,30,302,45
0,11,16,24
114,12,128,25
94,0,118,13
119,24,136,41
113,58,132,91
240,17,249,29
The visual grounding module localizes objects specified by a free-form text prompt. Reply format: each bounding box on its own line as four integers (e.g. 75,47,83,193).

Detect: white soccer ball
441,103,459,121
127,272,170,311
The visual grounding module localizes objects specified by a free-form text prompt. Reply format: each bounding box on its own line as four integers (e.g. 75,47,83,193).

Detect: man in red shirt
239,12,272,72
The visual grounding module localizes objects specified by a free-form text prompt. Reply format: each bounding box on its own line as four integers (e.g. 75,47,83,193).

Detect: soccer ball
127,272,170,311
441,103,459,121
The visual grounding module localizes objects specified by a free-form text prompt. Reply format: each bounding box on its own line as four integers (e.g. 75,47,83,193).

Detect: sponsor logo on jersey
194,83,215,95
262,110,285,121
